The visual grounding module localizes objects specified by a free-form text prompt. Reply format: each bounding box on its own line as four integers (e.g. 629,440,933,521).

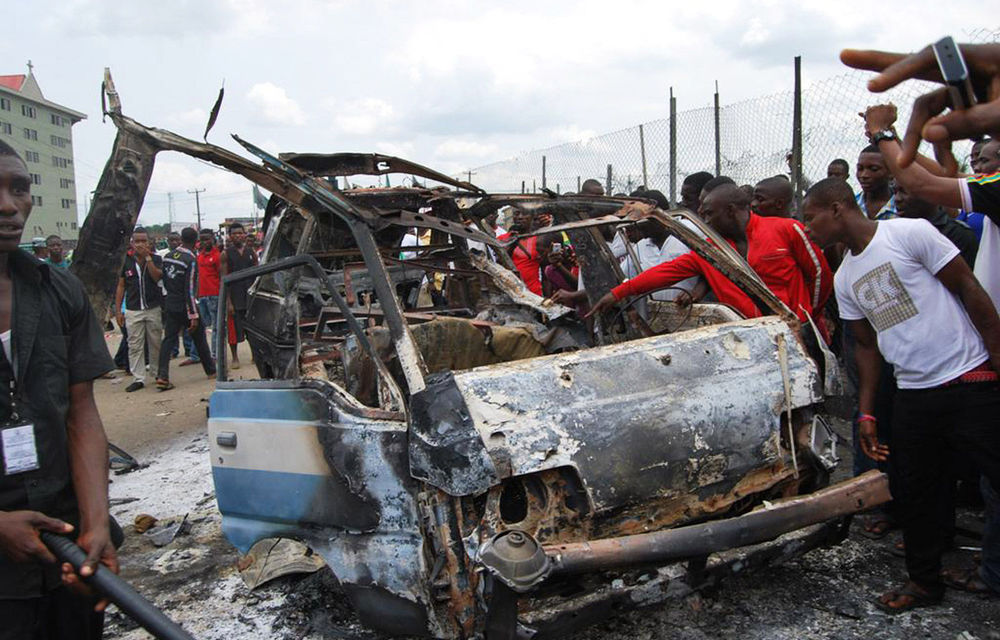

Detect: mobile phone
551,242,562,254
933,36,977,110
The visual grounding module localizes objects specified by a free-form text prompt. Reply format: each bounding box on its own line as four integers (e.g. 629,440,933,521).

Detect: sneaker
125,381,144,393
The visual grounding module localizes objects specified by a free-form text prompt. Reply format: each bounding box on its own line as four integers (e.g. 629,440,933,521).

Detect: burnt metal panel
450,319,821,512
409,372,500,496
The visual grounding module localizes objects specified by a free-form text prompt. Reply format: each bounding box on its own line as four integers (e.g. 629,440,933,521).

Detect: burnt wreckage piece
82,69,889,639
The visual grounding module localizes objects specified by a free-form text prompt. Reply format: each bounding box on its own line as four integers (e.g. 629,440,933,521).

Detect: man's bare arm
935,256,1000,372
864,105,965,209
64,380,117,578
849,318,890,462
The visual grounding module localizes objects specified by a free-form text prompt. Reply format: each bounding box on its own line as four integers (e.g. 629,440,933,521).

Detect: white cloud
548,125,597,145
167,108,208,128
246,82,306,126
331,98,396,136
375,141,416,157
434,139,498,159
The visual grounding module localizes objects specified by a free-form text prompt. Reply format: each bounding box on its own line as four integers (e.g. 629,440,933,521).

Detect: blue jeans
198,296,219,359
182,329,196,360
982,476,1000,593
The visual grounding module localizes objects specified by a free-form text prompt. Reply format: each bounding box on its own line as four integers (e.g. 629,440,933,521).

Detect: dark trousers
113,325,129,370
0,587,103,640
158,310,215,380
892,381,1000,592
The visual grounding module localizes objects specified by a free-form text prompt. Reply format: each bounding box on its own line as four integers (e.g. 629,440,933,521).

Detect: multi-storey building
0,67,86,243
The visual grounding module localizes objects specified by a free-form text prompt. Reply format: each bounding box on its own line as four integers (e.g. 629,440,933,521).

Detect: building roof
0,72,86,122
0,75,25,91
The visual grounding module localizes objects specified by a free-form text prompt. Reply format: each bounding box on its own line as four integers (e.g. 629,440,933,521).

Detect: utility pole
188,188,205,230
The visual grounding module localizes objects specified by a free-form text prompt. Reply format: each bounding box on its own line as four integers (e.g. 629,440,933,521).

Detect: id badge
2,422,39,475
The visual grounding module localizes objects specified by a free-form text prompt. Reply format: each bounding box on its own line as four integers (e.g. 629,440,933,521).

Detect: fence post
556,183,560,194
533,179,536,194
542,155,547,190
792,55,804,217
714,80,721,176
521,180,525,194
577,176,581,192
669,87,677,207
606,164,612,196
639,124,648,190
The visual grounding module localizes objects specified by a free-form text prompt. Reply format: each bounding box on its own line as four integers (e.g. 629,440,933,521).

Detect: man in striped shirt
156,227,215,391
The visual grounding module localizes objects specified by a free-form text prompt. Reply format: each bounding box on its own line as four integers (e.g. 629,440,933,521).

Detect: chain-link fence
471,27,1000,200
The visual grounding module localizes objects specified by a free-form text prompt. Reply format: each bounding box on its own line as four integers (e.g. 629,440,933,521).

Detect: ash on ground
103,423,998,640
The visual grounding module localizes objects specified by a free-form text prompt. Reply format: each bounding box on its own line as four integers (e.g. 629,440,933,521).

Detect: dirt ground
94,331,1000,640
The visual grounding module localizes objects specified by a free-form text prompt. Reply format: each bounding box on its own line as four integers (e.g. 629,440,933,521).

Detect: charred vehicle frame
79,71,890,639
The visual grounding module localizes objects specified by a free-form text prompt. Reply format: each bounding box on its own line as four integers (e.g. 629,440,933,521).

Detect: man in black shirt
220,222,257,369
113,228,163,392
0,141,119,638
156,227,214,391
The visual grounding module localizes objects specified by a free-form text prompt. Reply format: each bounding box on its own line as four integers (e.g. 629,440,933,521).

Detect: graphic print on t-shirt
851,262,919,331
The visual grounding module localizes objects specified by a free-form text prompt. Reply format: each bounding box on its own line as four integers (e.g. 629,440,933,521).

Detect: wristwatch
871,129,897,145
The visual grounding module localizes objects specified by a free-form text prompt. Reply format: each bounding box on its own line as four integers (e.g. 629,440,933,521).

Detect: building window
52,156,68,169
61,198,75,209
31,195,42,206
59,178,73,188
70,222,77,230
0,122,10,135
23,128,36,141
0,97,9,111
50,135,70,148
24,150,39,163
21,105,35,118
29,173,40,185
50,114,64,127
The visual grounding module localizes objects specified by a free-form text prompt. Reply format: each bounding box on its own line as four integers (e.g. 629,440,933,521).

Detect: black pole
669,87,677,207
41,533,196,640
792,55,804,217
713,81,721,177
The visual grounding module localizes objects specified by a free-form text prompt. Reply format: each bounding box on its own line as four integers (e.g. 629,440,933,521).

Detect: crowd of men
487,59,1000,617
2,39,1000,638
112,224,261,392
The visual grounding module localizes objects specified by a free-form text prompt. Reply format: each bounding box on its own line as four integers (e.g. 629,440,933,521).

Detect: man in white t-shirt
803,177,1000,613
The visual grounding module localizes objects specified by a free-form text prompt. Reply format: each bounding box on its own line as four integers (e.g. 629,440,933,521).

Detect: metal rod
542,155,547,190
41,533,196,640
714,81,721,176
669,87,677,207
639,124,648,189
606,164,612,196
792,55,804,217
545,471,890,576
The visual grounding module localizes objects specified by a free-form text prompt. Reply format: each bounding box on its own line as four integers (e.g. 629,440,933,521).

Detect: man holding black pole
0,140,119,638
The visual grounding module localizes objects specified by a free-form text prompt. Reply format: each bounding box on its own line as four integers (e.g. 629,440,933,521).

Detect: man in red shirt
497,207,543,296
196,228,222,359
589,184,832,337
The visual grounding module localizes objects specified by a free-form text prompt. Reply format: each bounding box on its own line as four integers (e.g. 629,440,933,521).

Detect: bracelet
858,413,877,424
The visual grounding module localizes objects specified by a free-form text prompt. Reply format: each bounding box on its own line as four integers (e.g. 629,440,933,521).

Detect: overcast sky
2,1,994,228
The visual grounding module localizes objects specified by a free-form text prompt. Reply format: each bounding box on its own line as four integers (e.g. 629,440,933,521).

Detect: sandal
155,379,175,392
874,581,943,615
941,567,995,594
860,515,896,540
